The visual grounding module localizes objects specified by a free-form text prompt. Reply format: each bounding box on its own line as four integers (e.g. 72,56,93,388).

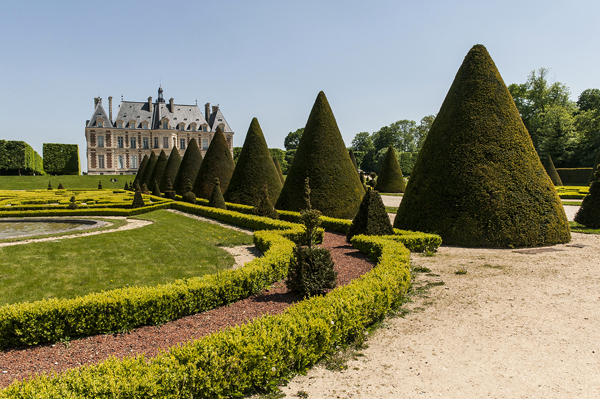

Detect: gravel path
0,232,373,389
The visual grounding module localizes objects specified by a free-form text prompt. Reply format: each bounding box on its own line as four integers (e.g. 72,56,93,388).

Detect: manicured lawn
0,175,133,190
569,221,600,234
0,210,253,306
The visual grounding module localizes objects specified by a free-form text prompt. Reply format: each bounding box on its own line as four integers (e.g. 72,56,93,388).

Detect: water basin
0,219,106,239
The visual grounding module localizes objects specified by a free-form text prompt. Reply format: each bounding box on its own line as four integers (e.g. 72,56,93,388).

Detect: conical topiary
394,44,570,247
98,181,103,190
375,146,406,193
349,149,358,171
67,195,78,210
141,151,158,189
159,147,182,193
174,139,203,195
132,189,145,208
253,184,279,219
275,91,365,219
588,150,600,185
124,181,129,191
140,183,149,194
182,179,196,204
57,183,64,189
194,127,235,199
152,179,161,197
149,150,168,192
223,118,282,205
273,156,285,184
47,181,52,190
346,188,394,242
164,178,176,200
133,154,149,188
575,167,600,227
208,178,227,210
543,154,563,186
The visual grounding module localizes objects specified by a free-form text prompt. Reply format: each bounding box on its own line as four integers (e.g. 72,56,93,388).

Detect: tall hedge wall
0,140,44,175
556,168,593,186
42,143,80,175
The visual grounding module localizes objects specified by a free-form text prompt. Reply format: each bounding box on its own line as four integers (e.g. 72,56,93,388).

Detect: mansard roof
208,107,233,133
87,103,113,128
155,101,208,130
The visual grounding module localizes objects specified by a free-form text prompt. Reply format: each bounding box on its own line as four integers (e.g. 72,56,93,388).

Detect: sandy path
281,232,600,398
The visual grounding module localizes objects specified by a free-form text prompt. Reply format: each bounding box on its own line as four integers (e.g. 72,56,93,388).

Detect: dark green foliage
0,140,44,175
159,147,182,193
543,154,563,186
132,190,145,208
174,139,203,195
276,91,365,218
42,143,80,175
349,149,358,171
556,168,593,186
589,151,600,185
98,181,102,190
47,181,52,190
141,183,149,194
194,127,235,199
164,179,176,200
133,155,149,188
141,151,158,189
286,246,337,298
208,178,227,210
67,196,78,210
359,171,365,184
134,181,140,192
574,167,600,227
367,179,376,188
375,146,406,193
152,179,161,197
224,118,282,205
273,156,285,184
149,150,168,192
253,184,279,219
57,183,64,189
270,148,289,175
346,188,394,242
183,178,193,193
124,181,129,191
394,44,570,247
182,192,196,204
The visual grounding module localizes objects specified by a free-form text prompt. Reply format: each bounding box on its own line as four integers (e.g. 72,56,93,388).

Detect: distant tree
577,88,600,112
269,148,289,174
351,132,374,154
233,147,243,164
284,128,304,150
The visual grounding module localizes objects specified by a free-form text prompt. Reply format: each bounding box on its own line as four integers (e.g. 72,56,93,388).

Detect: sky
1,0,599,172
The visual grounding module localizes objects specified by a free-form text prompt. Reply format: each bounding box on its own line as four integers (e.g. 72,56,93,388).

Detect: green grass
562,200,583,206
0,210,252,306
378,192,404,197
385,206,398,213
0,175,134,190
569,221,600,234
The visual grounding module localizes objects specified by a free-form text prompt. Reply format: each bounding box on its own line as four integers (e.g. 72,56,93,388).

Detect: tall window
117,122,123,128
173,137,177,148
143,137,149,149
180,138,186,150
163,137,169,148
202,138,208,150
191,125,196,132
117,137,124,148
118,155,124,169
162,121,168,129
131,155,138,169
98,155,105,168
97,136,104,148
130,137,136,149
97,121,103,127
130,122,136,129
154,137,159,148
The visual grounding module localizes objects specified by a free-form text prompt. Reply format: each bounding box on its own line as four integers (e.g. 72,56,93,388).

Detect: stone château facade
85,87,234,175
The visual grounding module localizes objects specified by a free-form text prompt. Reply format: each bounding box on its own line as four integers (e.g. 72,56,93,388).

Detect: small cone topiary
375,146,406,193
141,151,158,189
574,166,600,227
141,183,149,194
182,178,196,204
349,149,358,171
588,150,600,185
98,181,102,190
394,44,570,247
67,196,78,210
224,118,282,205
276,91,364,219
543,154,563,186
194,127,236,199
133,154,149,188
346,188,394,242
124,181,129,191
253,184,279,219
174,139,203,195
47,181,52,190
57,183,64,190
272,156,285,184
149,150,168,192
132,189,145,208
164,178,176,200
208,178,227,210
152,179,161,197
160,147,182,193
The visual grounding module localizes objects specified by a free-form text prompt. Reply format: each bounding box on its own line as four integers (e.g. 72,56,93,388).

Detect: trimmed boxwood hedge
0,140,44,175
556,168,593,186
42,143,80,175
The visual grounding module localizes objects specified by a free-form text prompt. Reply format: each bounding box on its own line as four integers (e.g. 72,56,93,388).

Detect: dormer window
129,122,136,129
178,123,185,131
97,120,103,127
191,124,196,132
162,121,168,129
117,122,123,128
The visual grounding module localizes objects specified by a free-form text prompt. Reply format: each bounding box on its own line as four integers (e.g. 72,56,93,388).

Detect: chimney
108,96,113,122
148,96,153,113
94,97,101,109
169,97,174,112
212,105,219,114
205,103,210,118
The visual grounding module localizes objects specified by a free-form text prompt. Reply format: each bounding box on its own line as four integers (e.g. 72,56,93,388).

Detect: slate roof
86,103,113,128
208,107,233,133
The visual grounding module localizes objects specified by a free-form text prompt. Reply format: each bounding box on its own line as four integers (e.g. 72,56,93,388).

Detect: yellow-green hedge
0,235,411,398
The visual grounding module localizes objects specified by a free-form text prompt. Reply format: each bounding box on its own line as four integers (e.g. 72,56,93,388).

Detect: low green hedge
0,202,172,218
0,234,411,398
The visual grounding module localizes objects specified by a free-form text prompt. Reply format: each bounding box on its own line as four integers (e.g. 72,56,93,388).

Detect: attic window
196,119,199,121
218,119,222,121
174,117,177,120
137,116,140,118
184,118,187,121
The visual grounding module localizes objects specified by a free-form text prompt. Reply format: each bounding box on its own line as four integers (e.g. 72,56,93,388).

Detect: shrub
160,146,182,193
132,154,149,188
272,156,285,183
589,151,600,185
556,167,594,186
194,128,235,199
349,149,358,171
47,181,52,190
149,150,168,192
543,154,563,186
286,246,337,297
57,183,65,189
224,118,282,205
252,184,278,219
347,188,394,242
132,190,145,208
375,146,406,193
276,91,364,219
67,196,78,210
124,181,129,191
574,167,600,227
140,183,149,194
97,181,102,190
152,179,161,197
164,179,176,200
394,44,570,247
182,191,196,204
208,178,227,209
141,151,158,189
42,143,80,175
0,140,44,175
174,139,203,195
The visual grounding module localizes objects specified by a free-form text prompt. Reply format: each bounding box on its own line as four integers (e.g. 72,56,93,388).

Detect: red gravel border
0,231,373,388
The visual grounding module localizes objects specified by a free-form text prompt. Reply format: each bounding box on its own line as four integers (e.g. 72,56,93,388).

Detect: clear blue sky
1,0,599,172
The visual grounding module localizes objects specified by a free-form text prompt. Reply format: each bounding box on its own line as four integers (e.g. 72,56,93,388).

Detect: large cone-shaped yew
193,127,235,199
394,44,570,247
149,150,168,191
159,147,182,193
174,139,202,195
375,146,406,193
543,154,563,186
141,151,158,189
224,118,283,205
132,154,149,188
276,91,364,218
